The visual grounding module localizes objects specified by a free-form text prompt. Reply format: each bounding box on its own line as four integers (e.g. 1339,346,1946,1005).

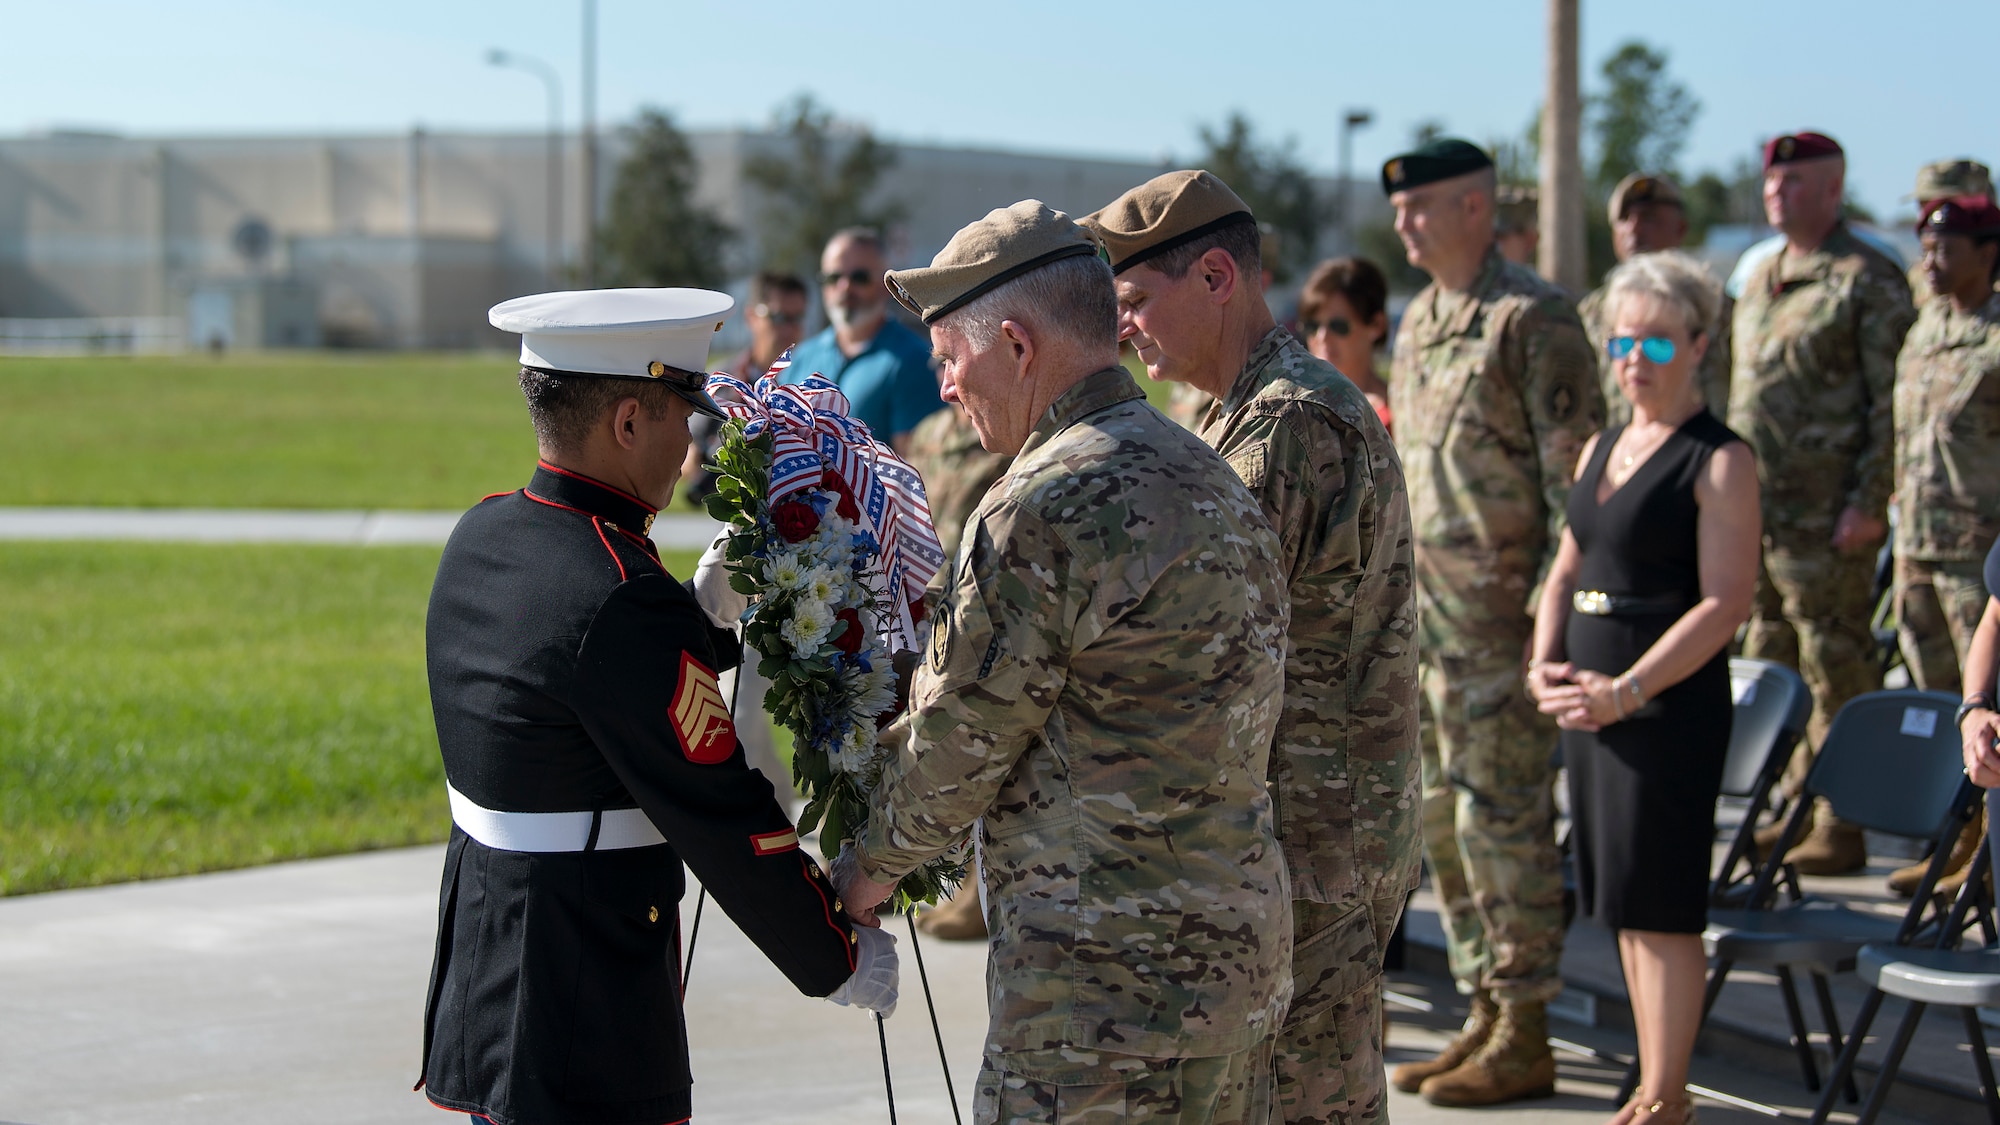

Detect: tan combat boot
1390,990,1497,1093
1887,808,1984,898
1418,997,1558,1106
1752,803,1812,861
1786,817,1868,876
915,885,988,941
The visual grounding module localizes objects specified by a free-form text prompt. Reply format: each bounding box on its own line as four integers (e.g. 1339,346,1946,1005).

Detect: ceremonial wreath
701,354,962,908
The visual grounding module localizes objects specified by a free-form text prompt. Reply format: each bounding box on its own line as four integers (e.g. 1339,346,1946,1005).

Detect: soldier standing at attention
1732,132,1916,876
1381,139,1603,1107
1904,160,1993,305
1887,195,2000,898
833,200,1295,1125
420,289,897,1125
1080,170,1419,1125
1578,174,1733,427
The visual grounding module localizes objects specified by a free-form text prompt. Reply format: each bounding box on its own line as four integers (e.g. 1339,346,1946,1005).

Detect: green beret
885,199,1100,325
1381,138,1494,196
1080,170,1256,276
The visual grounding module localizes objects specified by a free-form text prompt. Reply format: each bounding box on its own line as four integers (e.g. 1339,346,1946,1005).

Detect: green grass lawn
0,541,705,895
0,352,538,509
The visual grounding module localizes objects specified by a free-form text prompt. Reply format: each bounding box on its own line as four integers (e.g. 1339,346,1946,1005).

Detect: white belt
447,782,667,853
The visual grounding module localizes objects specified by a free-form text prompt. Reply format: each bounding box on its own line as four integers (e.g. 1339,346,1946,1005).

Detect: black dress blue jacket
420,462,856,1125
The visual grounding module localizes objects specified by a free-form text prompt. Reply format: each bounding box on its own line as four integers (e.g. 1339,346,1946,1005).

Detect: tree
743,94,905,276
1589,41,1699,195
1194,113,1328,283
596,109,734,289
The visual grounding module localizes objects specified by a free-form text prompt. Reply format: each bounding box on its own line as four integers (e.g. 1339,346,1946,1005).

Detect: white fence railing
0,317,185,356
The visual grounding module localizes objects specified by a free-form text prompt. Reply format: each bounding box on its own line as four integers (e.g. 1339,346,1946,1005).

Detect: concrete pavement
0,508,724,549
0,846,1942,1125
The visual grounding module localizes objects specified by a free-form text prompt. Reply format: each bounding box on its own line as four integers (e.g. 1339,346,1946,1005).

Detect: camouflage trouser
1895,556,1989,694
975,1040,1274,1125
1744,540,1881,795
1417,648,1565,1003
1274,895,1405,1125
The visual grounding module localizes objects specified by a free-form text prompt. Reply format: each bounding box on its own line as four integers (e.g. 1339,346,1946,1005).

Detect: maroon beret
1764,131,1844,170
1918,195,2000,238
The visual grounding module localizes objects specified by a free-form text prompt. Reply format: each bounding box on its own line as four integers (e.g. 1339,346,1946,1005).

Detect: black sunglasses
822,269,876,287
753,304,805,326
1300,315,1354,338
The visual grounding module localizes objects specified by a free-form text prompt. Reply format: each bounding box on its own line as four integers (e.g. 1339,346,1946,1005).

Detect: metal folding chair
1615,690,1975,1104
1710,658,1813,905
1811,835,1998,1124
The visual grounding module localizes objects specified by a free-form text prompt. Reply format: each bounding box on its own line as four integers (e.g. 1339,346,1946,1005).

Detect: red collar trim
534,460,659,515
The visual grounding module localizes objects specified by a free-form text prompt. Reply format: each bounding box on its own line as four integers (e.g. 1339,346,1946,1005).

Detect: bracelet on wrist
1956,692,1996,726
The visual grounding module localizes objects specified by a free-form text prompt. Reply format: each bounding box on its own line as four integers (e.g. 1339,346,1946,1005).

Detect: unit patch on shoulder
671,651,736,764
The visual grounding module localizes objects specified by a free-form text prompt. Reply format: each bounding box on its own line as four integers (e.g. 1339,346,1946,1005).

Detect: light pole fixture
1339,109,1375,242
488,48,564,287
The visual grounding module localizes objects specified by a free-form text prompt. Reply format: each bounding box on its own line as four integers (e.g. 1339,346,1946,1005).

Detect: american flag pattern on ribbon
706,347,946,650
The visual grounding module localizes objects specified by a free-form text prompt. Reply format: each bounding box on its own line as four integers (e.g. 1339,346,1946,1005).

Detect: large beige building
0,127,1378,351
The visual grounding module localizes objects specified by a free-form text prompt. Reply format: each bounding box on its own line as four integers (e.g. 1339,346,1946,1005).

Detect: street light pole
579,0,597,287
487,49,563,288
1339,109,1374,248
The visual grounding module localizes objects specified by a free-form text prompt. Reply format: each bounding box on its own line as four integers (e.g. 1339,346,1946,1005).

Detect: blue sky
8,0,1983,221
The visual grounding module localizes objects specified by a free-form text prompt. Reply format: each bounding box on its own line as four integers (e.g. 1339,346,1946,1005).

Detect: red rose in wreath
822,469,862,521
832,608,865,655
771,500,820,543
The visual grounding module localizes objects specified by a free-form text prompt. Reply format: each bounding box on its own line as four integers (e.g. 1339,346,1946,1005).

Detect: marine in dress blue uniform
419,289,888,1125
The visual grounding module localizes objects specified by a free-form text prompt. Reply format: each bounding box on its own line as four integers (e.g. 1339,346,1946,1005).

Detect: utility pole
1339,109,1373,250
1539,0,1586,291
579,0,597,287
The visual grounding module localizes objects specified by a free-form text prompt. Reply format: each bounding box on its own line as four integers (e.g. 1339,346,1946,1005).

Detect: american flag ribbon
706,348,946,650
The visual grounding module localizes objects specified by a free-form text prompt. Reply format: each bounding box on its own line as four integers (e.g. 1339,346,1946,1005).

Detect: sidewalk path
0,508,723,549
0,847,986,1125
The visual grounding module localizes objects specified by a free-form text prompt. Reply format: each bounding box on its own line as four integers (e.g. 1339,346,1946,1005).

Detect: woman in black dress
1527,251,1761,1125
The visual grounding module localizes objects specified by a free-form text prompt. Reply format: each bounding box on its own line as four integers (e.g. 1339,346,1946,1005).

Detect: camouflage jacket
1194,328,1420,907
1390,247,1603,654
903,404,1013,560
857,366,1294,1059
1895,291,2000,560
1578,280,1734,429
1728,224,1915,540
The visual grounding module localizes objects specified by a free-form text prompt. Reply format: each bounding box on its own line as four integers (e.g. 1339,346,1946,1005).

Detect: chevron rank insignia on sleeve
671,652,736,764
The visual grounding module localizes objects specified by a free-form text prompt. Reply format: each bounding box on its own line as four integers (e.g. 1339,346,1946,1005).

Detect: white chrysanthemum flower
804,566,844,605
764,551,807,592
781,598,834,655
846,661,898,721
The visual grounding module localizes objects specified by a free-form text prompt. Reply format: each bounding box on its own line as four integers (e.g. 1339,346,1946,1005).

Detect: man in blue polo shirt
785,227,939,450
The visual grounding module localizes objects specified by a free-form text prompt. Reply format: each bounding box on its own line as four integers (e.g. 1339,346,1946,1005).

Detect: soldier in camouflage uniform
1578,173,1733,427
1902,160,1993,306
834,200,1294,1125
1887,195,2000,897
1494,185,1540,272
1382,139,1603,1107
1080,170,1419,1125
1731,132,1916,875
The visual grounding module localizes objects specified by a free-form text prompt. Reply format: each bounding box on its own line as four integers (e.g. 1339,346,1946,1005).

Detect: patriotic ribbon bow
706,349,946,650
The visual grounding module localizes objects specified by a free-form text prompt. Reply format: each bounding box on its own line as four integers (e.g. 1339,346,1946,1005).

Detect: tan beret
884,199,1099,325
1081,170,1256,275
1607,172,1683,225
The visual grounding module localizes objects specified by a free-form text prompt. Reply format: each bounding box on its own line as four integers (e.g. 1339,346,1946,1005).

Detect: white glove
826,925,899,1017
691,529,748,629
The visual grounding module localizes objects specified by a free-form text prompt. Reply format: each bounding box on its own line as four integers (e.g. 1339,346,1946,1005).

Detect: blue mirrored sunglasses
1607,335,1676,363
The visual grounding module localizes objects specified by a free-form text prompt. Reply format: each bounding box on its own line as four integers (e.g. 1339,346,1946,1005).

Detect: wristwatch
1956,692,1996,727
